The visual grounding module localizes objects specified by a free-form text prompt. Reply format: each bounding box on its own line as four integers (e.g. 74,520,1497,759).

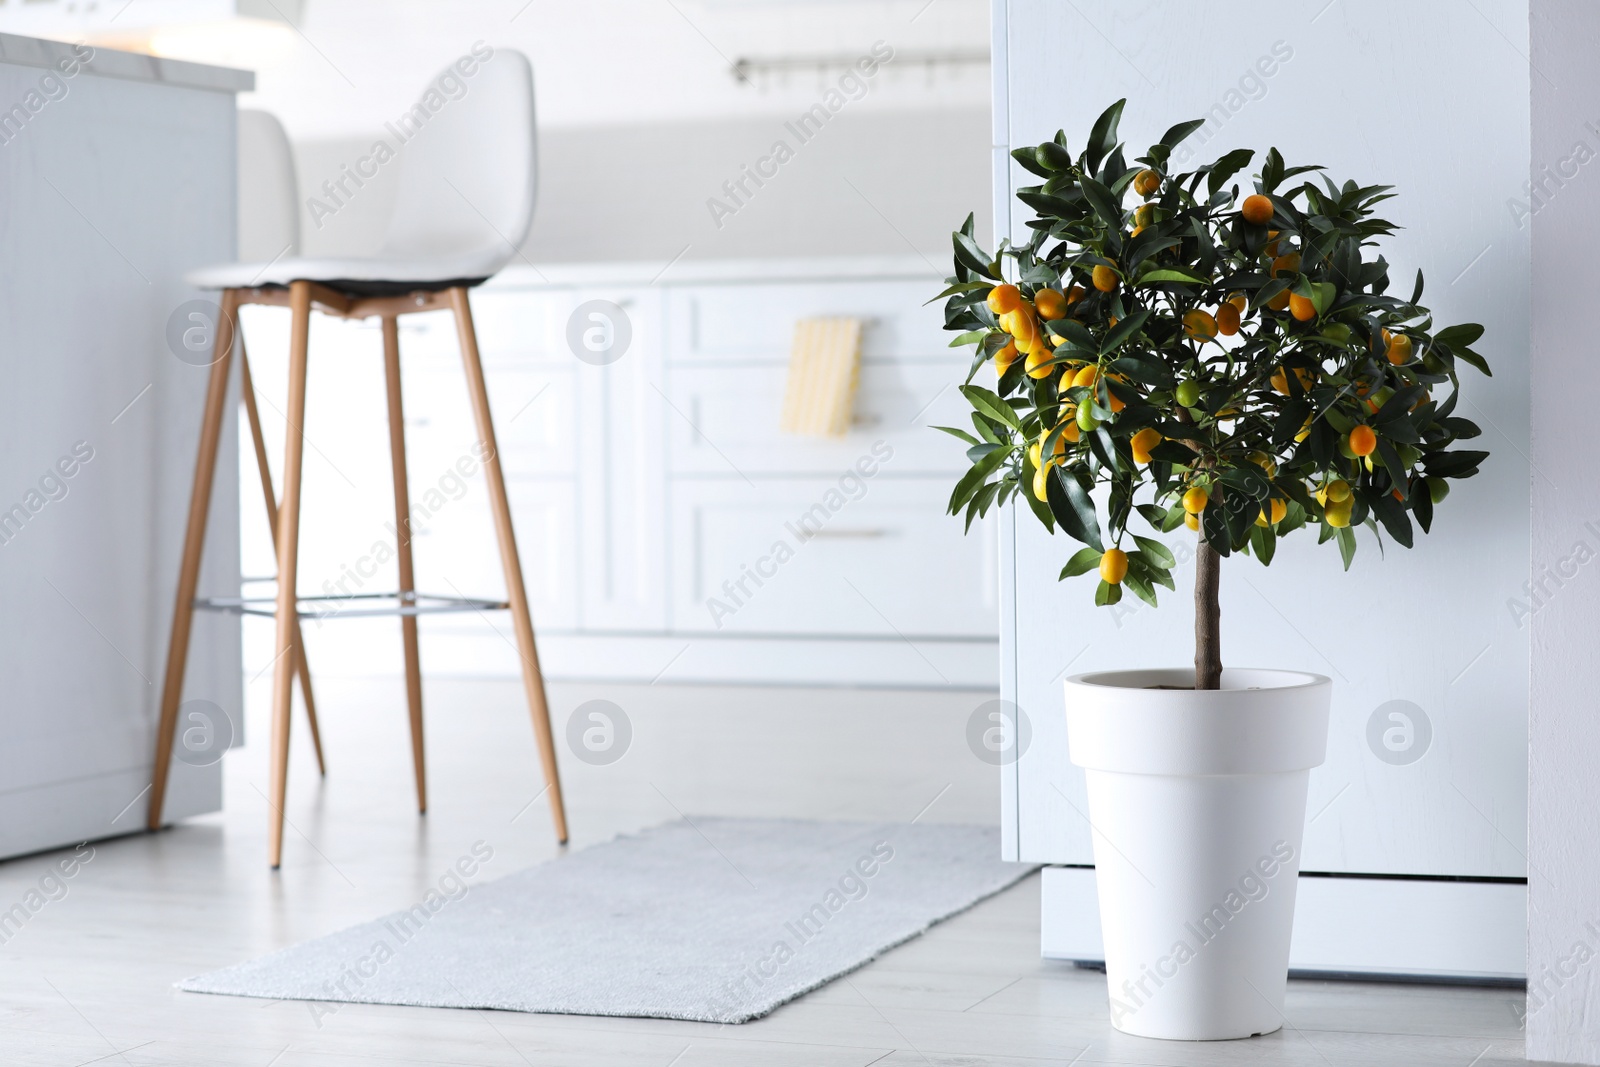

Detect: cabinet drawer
667,476,997,639
401,363,575,478
410,479,579,631
392,297,571,368
667,278,945,365
665,360,972,476
463,289,570,362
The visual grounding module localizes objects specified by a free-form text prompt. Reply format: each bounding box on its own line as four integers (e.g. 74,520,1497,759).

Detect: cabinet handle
804,528,893,540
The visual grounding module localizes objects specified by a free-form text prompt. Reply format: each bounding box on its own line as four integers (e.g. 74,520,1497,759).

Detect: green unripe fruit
1338,436,1358,459
1175,380,1201,407
1035,142,1071,171
1422,353,1445,374
1427,477,1450,504
1321,323,1352,344
1076,403,1102,432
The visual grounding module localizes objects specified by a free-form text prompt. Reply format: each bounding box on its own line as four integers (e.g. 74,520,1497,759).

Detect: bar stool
147,49,568,867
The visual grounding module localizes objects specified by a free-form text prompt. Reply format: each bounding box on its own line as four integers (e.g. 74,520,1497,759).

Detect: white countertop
0,31,252,93
485,255,944,290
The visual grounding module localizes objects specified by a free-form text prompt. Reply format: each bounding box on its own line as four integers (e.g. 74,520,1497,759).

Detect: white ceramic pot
1064,668,1331,1041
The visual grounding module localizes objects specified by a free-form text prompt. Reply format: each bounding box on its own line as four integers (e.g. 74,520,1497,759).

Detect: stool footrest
194,591,509,620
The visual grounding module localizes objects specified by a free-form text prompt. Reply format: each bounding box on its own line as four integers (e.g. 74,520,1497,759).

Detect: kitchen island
0,33,249,858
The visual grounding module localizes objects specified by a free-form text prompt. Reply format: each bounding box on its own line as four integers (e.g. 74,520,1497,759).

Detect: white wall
1529,3,1600,1060
294,108,992,265
234,0,990,137
996,0,1531,879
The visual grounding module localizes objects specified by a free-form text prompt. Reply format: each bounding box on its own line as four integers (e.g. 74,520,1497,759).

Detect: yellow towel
779,317,863,438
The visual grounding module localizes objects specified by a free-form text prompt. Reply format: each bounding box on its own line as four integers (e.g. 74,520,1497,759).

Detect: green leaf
1138,266,1211,285
1088,426,1121,475
1084,99,1126,174
1131,534,1176,568
1111,351,1170,386
1021,464,1055,531
966,442,1007,462
1135,503,1168,529
1080,177,1124,229
1121,570,1158,607
1249,524,1277,565
1057,319,1097,350
1449,345,1492,377
1045,467,1104,551
953,231,1000,280
1017,191,1085,218
926,280,992,305
948,329,988,348
1435,323,1485,349
1130,554,1175,591
1413,479,1434,533
933,425,980,446
1439,416,1481,440
1370,492,1414,549
1060,546,1103,579
1159,118,1205,148
1206,147,1255,197
946,446,1009,514
1375,386,1426,424
1095,579,1123,606
1309,280,1336,315
1010,146,1052,179
1336,525,1357,570
1260,147,1284,192
959,384,1021,429
982,331,1014,358
1219,464,1271,500
1101,309,1152,353
1424,449,1488,478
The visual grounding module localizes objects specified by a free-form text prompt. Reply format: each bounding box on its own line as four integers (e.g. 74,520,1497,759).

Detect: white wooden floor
0,675,1528,1066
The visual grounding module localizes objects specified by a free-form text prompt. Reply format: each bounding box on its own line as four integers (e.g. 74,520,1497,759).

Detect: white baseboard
0,759,219,862
1041,865,1525,982
273,618,1000,690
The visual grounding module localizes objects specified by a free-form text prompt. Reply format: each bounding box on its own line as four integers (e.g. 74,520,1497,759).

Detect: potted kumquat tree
935,100,1490,1040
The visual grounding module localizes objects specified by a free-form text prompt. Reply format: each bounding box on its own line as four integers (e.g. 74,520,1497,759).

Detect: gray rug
180,817,1035,1023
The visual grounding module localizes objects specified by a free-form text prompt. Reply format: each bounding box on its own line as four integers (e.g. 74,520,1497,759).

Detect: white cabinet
572,285,668,632
664,361,974,477
666,476,997,641
667,279,948,364
411,482,580,631
0,38,248,858
261,259,996,688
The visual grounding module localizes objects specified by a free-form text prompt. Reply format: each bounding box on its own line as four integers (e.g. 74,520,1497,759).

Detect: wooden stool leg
268,281,314,868
149,290,240,830
381,315,428,814
447,287,568,844
240,343,326,776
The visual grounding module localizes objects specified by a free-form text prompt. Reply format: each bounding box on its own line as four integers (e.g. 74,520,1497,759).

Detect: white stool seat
187,253,501,294
191,48,536,296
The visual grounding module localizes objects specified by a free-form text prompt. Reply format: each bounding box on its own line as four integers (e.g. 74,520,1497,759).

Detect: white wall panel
0,50,244,856
1000,0,1530,879
1529,2,1600,1060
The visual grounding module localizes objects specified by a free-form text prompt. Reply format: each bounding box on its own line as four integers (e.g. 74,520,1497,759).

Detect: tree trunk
1194,539,1222,690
